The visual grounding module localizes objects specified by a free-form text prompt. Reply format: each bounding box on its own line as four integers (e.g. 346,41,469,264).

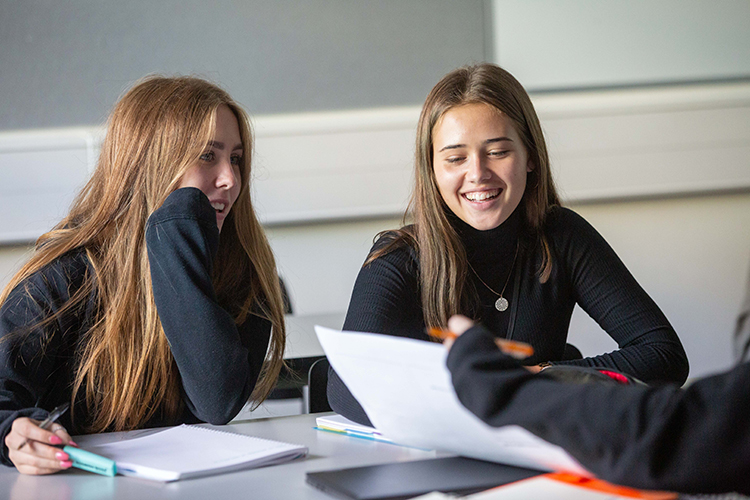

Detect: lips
462,188,501,202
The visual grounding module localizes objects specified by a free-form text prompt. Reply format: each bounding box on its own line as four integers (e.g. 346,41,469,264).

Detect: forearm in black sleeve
146,187,259,424
0,283,61,466
448,324,750,495
553,210,689,384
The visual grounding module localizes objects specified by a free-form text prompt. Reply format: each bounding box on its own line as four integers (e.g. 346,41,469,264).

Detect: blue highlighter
64,446,117,477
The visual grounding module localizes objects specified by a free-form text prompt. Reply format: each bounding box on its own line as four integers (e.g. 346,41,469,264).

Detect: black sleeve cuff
147,188,218,232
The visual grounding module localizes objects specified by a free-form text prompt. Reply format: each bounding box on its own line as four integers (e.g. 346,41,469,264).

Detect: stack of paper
85,424,307,481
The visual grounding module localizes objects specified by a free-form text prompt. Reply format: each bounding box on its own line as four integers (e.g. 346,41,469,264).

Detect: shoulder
544,206,593,232
541,206,604,245
1,248,92,334
367,226,419,269
20,249,91,302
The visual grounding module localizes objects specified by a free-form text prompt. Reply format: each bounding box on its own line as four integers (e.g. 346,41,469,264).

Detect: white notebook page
86,424,306,481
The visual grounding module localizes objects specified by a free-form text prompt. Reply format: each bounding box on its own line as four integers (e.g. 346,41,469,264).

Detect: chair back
307,357,332,413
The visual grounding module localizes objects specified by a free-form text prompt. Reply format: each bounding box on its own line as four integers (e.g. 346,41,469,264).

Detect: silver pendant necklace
469,242,519,312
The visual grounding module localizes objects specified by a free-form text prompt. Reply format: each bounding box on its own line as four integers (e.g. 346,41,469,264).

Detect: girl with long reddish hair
0,76,285,474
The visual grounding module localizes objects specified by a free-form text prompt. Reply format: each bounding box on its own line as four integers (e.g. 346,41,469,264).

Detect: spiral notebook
84,424,307,482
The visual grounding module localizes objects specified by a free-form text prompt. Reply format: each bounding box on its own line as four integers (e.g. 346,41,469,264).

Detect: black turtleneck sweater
327,206,689,425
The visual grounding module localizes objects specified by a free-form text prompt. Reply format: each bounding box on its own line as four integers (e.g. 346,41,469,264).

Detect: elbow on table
636,341,690,386
673,356,690,386
186,382,253,425
192,398,246,425
661,344,690,386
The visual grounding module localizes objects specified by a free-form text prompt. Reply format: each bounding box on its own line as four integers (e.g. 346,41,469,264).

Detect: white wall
491,0,750,90
266,217,402,316
0,246,32,294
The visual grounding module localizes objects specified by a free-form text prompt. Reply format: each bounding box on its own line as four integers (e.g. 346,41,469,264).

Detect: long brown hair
0,76,285,432
371,63,560,329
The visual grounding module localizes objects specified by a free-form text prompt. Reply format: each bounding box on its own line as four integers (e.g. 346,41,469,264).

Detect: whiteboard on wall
1,82,749,244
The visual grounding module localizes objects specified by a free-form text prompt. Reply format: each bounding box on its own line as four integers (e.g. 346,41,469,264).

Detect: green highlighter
64,446,117,477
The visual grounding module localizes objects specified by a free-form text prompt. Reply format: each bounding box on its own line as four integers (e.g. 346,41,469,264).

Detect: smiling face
432,103,532,231
178,104,243,232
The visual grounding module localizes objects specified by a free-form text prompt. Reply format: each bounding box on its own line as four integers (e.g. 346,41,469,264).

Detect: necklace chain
468,242,519,312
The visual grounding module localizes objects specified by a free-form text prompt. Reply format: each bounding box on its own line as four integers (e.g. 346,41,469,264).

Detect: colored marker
63,446,117,477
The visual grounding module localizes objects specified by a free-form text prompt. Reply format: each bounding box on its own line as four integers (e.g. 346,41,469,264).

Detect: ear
526,160,535,173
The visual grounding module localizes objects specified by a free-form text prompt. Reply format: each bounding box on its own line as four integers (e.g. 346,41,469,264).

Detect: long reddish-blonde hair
0,76,285,432
371,64,560,329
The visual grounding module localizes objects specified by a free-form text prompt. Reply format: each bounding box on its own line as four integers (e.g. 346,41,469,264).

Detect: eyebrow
207,141,243,152
437,137,514,153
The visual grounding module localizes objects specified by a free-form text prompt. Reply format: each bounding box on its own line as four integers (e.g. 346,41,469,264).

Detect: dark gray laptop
306,457,541,500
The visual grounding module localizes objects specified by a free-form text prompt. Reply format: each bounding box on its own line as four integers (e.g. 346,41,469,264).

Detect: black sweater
448,324,750,495
0,188,271,467
328,206,689,425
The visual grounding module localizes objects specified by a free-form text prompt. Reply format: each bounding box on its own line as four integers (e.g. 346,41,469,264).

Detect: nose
465,154,491,183
216,158,238,191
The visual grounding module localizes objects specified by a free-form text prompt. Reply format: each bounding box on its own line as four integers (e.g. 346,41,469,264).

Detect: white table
0,413,440,500
2,413,747,500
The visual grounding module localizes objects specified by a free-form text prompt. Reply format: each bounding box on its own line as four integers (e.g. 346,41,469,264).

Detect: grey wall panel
0,0,487,130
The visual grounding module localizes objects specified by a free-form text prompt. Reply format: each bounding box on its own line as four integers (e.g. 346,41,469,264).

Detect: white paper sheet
316,326,590,475
85,424,306,481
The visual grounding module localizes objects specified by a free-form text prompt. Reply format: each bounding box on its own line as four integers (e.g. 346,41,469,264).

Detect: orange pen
428,327,534,360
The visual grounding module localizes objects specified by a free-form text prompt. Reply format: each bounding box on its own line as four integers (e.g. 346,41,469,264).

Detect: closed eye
489,150,509,158
445,156,466,164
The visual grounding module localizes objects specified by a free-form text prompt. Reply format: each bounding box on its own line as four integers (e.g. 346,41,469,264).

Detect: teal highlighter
63,446,117,477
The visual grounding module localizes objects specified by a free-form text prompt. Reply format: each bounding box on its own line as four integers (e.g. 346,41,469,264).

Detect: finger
12,418,64,449
25,440,70,461
443,337,455,351
15,465,59,475
10,445,72,474
15,460,71,476
50,424,76,446
4,418,36,451
447,315,474,336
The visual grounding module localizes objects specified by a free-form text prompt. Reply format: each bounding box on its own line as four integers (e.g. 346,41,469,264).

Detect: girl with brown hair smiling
328,63,689,425
0,76,286,474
